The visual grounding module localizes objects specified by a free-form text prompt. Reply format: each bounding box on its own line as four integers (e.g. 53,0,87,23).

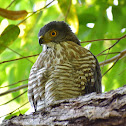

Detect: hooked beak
39,36,44,46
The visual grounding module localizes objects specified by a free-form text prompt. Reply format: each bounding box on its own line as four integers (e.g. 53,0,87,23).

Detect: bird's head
38,21,80,46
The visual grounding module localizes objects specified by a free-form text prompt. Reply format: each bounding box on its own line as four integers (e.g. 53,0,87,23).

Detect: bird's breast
40,41,89,68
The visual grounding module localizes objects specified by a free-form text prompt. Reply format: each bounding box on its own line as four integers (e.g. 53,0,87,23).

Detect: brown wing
65,42,102,95
28,52,47,111
81,53,102,94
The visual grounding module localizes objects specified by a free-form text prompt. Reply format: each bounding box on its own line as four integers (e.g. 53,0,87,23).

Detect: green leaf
58,0,79,33
5,107,29,120
0,25,20,54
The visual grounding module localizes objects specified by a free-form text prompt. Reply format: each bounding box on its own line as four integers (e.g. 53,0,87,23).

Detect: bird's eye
50,30,57,37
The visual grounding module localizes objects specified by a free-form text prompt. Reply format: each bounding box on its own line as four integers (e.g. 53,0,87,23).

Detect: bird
28,21,102,112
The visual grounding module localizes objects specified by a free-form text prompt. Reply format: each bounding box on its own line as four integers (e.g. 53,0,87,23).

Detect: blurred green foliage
0,0,126,120
0,25,20,53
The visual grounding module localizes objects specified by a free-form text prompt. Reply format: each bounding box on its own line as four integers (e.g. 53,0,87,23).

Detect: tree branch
81,34,126,43
99,49,126,66
0,79,28,88
0,84,28,96
0,54,39,65
2,85,126,126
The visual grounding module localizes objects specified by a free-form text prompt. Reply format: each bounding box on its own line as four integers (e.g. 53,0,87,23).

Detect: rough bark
1,85,126,126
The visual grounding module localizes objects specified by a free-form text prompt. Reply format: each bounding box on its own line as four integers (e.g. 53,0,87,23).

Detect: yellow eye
50,30,57,37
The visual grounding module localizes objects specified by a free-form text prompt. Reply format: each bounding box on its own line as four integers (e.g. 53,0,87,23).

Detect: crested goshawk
28,21,102,112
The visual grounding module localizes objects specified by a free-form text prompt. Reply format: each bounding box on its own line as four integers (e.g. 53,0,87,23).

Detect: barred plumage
28,21,102,111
